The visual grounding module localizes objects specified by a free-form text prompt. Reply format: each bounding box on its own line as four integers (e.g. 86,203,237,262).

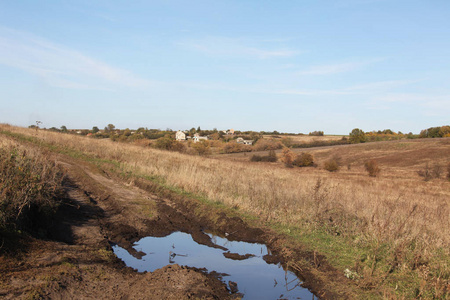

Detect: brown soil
0,150,356,299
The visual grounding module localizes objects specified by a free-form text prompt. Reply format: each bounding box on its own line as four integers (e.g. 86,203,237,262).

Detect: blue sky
0,0,449,134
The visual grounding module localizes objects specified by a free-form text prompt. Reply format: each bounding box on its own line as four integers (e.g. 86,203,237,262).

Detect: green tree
123,128,132,137
60,125,68,133
349,128,367,144
92,126,99,133
104,124,115,133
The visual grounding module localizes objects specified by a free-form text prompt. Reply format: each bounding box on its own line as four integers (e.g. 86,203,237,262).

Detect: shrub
191,140,211,156
250,155,262,162
280,147,295,168
253,138,283,151
281,137,294,148
266,150,278,162
223,141,251,153
324,159,340,172
309,131,324,136
250,150,278,163
293,152,314,167
153,137,186,153
417,163,444,181
364,159,380,177
417,163,432,181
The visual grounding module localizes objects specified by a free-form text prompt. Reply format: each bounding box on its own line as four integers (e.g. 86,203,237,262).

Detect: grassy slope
1,125,449,299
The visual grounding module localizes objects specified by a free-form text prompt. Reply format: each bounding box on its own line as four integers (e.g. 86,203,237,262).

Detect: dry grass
1,124,449,297
264,134,345,143
0,135,64,232
2,125,448,245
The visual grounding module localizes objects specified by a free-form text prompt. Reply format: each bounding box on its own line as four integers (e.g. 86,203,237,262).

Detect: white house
176,130,186,141
193,133,208,143
236,137,253,145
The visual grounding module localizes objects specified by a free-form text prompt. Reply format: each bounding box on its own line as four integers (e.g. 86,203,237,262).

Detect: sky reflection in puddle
112,231,316,299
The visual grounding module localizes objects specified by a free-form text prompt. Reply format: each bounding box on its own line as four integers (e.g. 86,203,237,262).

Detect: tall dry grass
0,135,64,232
2,124,450,296
2,124,448,249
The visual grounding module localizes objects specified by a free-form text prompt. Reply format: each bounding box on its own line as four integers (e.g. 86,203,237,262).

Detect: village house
236,137,254,145
175,130,186,141
222,128,235,135
193,133,209,143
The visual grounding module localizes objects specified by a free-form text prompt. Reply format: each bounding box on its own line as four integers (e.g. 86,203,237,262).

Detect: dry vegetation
1,124,449,298
0,137,64,234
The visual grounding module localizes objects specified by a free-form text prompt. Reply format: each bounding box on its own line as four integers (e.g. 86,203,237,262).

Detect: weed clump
324,158,340,172
364,159,380,177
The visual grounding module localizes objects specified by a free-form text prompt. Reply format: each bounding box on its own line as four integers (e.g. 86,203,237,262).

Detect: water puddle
112,231,316,299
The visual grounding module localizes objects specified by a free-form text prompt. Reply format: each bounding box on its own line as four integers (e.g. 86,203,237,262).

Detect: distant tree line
419,126,450,138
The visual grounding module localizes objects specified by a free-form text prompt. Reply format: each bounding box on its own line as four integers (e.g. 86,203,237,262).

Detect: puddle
112,231,317,299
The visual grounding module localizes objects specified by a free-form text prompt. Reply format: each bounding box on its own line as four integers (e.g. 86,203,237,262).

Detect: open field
1,124,449,299
263,134,346,144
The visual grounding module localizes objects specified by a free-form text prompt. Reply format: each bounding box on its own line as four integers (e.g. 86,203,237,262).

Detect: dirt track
0,151,353,299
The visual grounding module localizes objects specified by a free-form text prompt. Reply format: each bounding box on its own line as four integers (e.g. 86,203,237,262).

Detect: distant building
193,133,208,143
176,130,186,141
236,137,253,145
223,129,235,135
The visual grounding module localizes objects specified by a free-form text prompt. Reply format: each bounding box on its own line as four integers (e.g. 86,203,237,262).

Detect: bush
191,140,211,156
309,131,324,136
153,137,186,153
250,150,278,162
223,141,251,154
250,155,262,162
280,147,295,168
417,162,444,181
0,146,64,232
253,138,283,151
293,152,314,167
266,150,278,162
364,159,380,177
324,159,340,172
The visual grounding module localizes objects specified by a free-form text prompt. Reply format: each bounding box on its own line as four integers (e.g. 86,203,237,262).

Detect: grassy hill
1,124,449,298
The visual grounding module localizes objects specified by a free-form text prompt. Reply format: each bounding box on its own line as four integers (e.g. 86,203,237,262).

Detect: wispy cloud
275,79,418,97
297,58,385,76
178,36,298,59
0,27,155,90
366,93,450,114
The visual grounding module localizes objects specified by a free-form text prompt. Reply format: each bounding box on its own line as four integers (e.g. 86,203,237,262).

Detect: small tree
60,125,68,133
92,126,99,134
105,124,115,133
364,159,380,177
281,147,295,168
349,128,367,144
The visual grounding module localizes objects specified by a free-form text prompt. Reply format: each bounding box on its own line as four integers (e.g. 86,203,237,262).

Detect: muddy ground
0,152,354,299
